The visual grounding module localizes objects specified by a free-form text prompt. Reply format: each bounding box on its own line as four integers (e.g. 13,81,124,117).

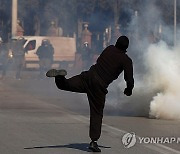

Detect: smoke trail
144,41,180,119
124,1,180,119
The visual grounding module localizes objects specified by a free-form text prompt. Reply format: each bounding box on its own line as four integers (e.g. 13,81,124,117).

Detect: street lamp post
12,0,17,38
174,0,177,47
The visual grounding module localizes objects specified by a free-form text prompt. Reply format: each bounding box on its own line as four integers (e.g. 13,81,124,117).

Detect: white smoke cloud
144,41,180,119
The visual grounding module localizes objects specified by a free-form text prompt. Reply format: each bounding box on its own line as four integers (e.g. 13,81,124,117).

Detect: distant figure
81,42,91,70
0,38,9,79
112,25,121,44
148,31,159,44
46,36,134,152
11,37,26,80
16,19,24,36
47,21,63,36
36,39,54,79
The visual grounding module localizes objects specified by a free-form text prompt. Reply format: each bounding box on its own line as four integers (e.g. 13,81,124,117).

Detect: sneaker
46,69,67,77
89,141,101,152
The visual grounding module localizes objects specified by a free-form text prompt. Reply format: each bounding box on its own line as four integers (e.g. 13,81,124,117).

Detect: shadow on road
24,143,111,152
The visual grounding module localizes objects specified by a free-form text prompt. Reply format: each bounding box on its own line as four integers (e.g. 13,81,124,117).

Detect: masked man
46,36,134,152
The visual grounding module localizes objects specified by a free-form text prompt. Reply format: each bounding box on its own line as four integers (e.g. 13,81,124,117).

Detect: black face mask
115,36,129,51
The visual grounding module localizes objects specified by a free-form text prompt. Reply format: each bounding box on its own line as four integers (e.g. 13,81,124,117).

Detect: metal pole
114,0,118,26
174,0,177,47
12,0,17,38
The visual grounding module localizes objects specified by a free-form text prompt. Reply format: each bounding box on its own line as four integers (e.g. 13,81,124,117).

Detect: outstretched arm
123,59,134,96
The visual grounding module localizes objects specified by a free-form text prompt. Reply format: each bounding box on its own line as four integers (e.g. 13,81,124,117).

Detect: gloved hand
124,88,132,96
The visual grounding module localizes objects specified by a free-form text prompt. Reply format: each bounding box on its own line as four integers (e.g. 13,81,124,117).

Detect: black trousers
55,70,108,141
39,58,52,78
14,56,24,79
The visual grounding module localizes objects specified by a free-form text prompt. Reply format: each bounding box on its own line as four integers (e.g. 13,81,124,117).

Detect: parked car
11,36,76,69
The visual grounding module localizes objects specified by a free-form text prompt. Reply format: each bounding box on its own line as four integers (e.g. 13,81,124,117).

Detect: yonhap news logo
122,132,180,149
122,132,136,148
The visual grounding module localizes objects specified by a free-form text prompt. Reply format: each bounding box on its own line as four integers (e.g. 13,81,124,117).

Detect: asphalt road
0,71,180,154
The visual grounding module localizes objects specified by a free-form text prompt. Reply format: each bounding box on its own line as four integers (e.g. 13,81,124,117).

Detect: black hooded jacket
36,44,54,59
90,45,134,90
